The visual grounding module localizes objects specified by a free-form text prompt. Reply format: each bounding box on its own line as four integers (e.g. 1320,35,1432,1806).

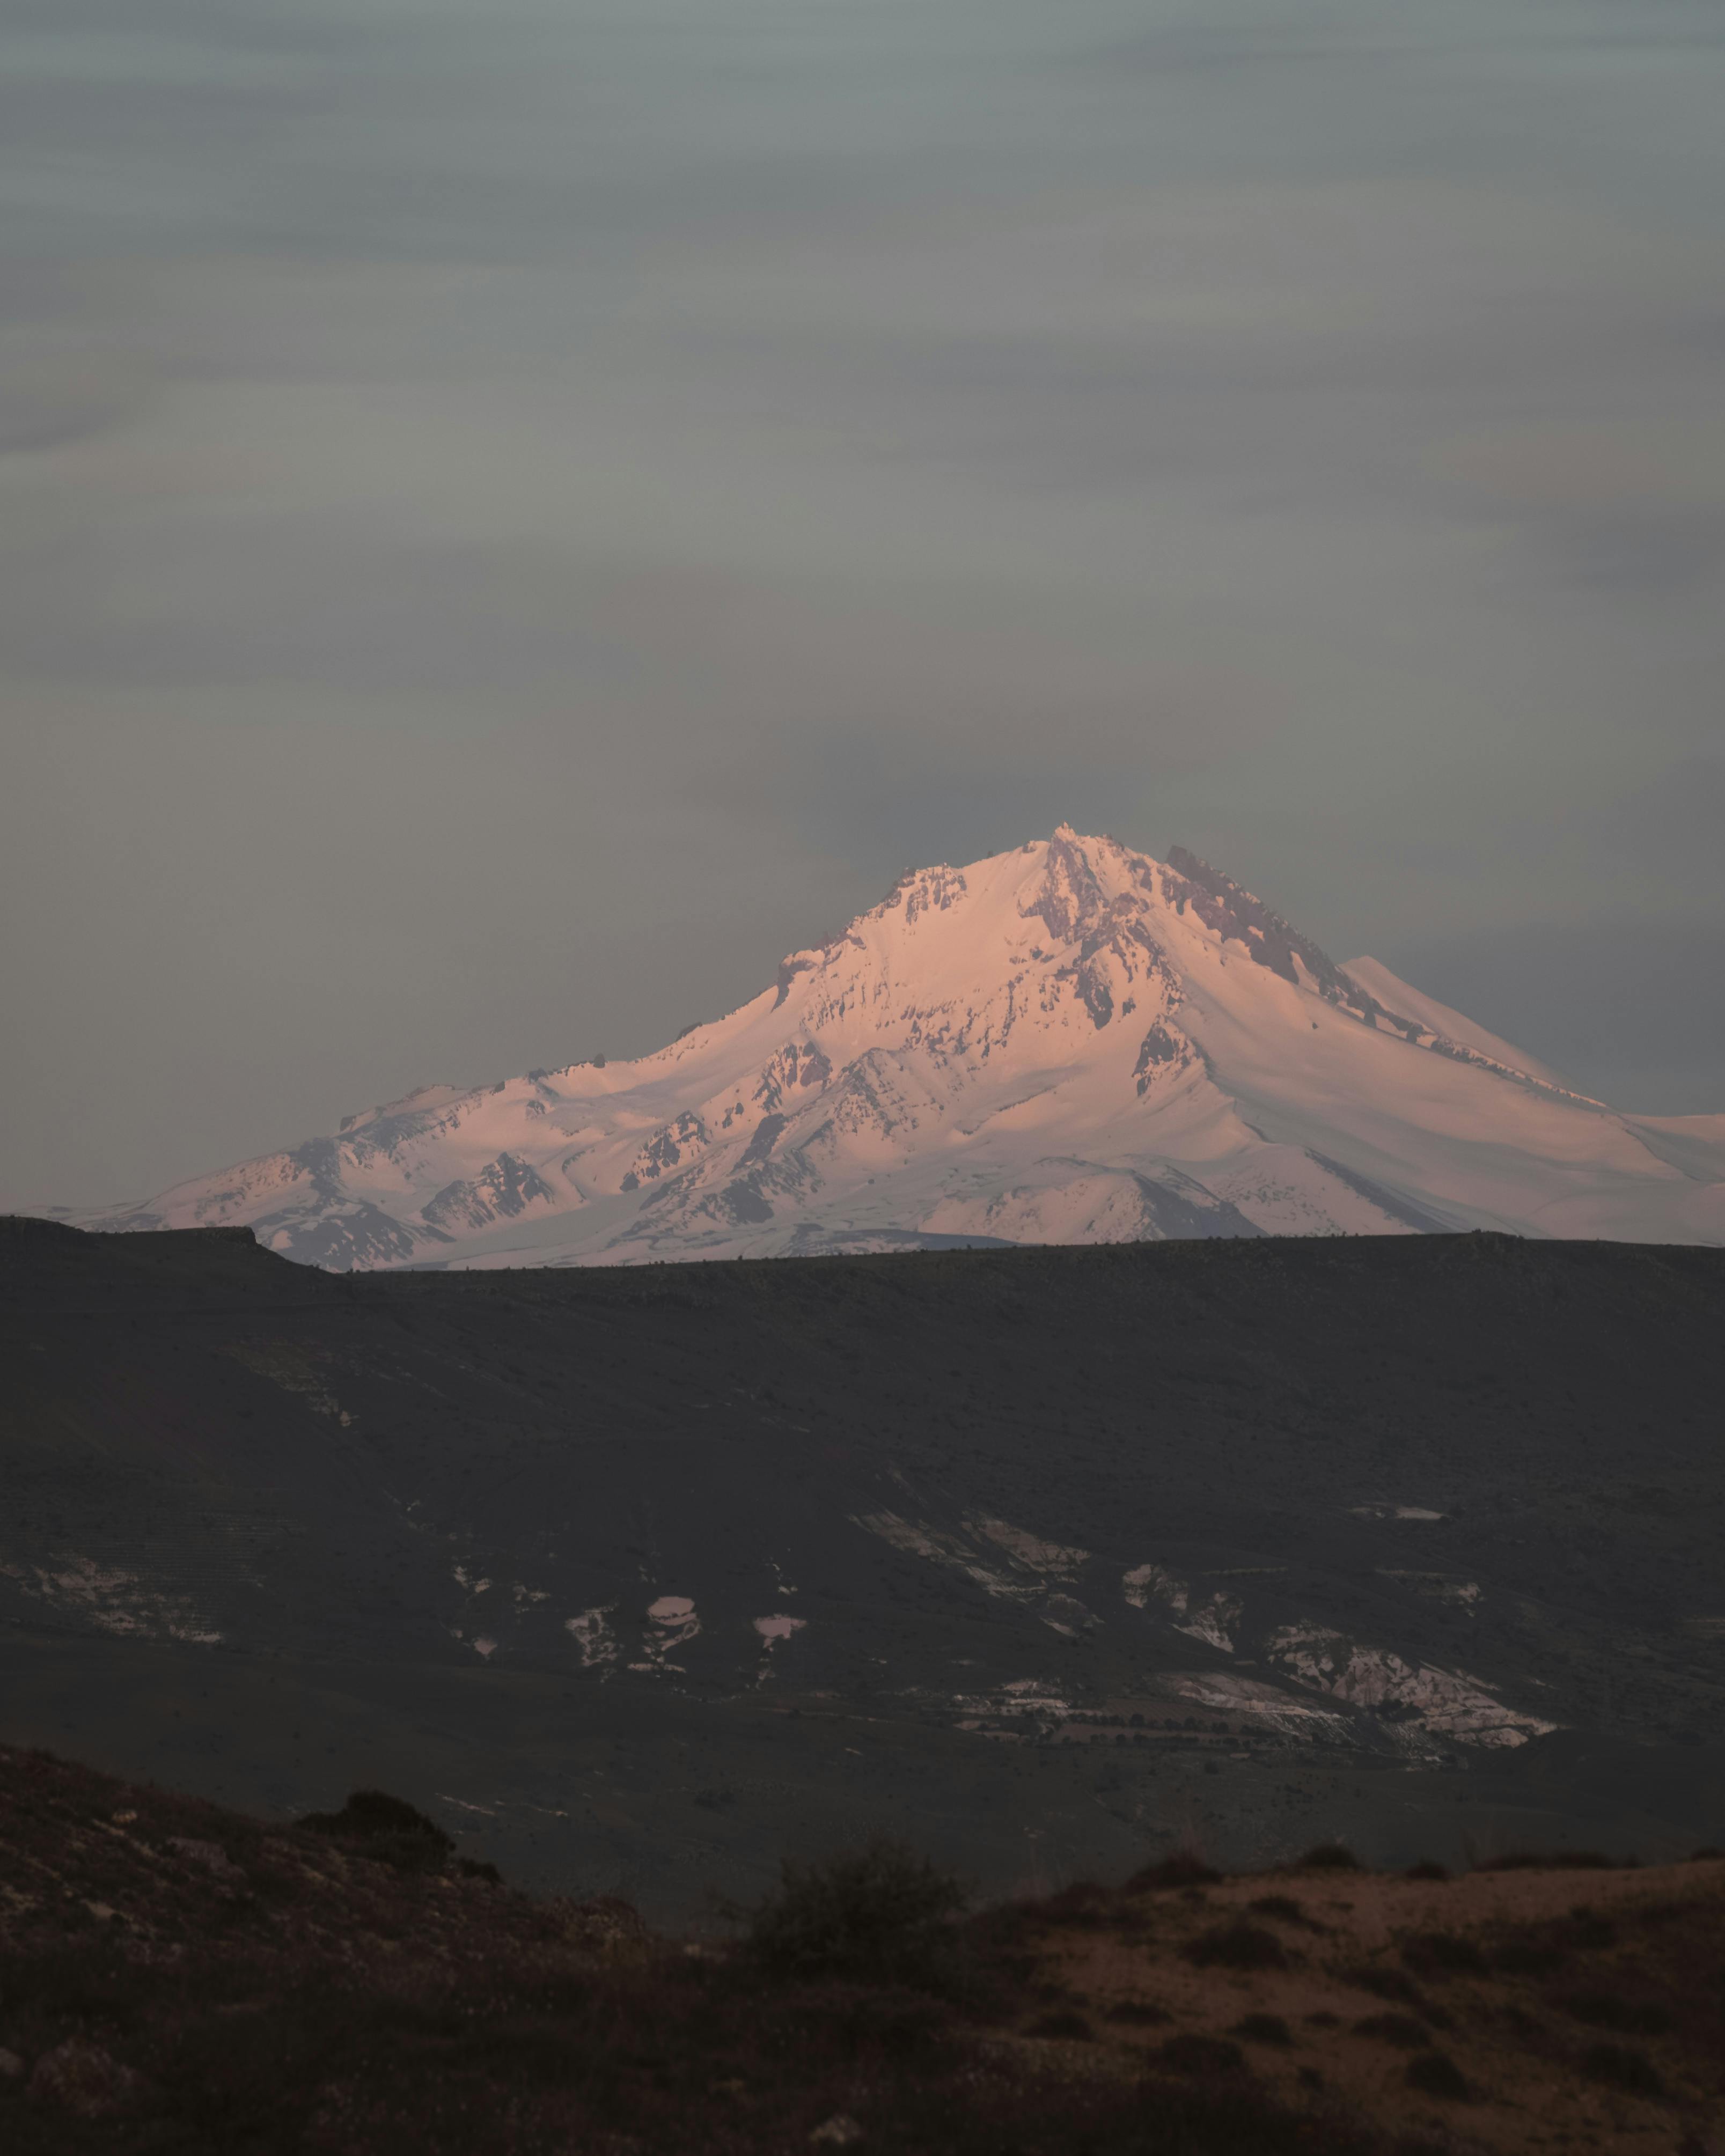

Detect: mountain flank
73,829,1724,1264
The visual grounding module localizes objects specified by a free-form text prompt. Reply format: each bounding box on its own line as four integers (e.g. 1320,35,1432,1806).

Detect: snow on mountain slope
83,830,1724,1267
1340,956,1575,1094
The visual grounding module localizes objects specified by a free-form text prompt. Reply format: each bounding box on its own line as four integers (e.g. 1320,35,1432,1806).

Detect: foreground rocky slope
77,830,1724,1264
3,1219,1722,1909
3,1745,1721,2155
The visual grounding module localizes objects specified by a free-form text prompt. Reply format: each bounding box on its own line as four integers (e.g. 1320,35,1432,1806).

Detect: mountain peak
82,833,1723,1265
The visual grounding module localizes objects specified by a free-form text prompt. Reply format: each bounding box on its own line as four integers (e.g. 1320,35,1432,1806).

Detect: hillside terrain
72,830,1725,1263
3,1218,1721,1911
2,1745,1721,2154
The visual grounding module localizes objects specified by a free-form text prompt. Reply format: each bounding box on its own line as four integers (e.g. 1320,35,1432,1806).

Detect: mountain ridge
78,828,1723,1266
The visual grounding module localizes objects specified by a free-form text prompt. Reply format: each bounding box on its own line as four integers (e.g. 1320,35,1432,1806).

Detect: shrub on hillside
297,1789,456,1874
1353,2012,1429,2049
1400,1931,1487,1977
1181,1922,1287,1971
1405,2051,1471,2100
1125,1851,1222,1892
1247,1894,1310,1925
1474,1849,1625,1873
1160,2032,1247,2077
1561,1991,1675,2035
1583,2042,1665,2097
736,1838,969,1985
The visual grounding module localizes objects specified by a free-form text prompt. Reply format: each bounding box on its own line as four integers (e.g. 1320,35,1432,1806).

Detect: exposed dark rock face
755,1042,834,1111
255,1197,425,1268
622,1114,711,1191
1131,1172,1262,1240
737,1112,788,1168
1302,1152,1455,1235
422,1153,556,1235
1134,1020,1192,1094
897,865,968,925
1163,847,1383,1019
719,1177,775,1223
1022,827,1112,944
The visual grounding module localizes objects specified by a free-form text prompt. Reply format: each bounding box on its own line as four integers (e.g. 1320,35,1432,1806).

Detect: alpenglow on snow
85,830,1724,1265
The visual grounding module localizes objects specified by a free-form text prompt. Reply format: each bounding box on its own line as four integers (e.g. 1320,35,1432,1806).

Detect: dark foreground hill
2,1219,1722,1910
3,1745,1722,2155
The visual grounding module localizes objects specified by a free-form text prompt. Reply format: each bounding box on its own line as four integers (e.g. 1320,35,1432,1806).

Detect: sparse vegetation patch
1353,2012,1429,2048
1399,1931,1486,1977
1247,1895,1310,1924
1183,1922,1288,1971
1582,2041,1665,2097
1126,1853,1223,1892
732,1837,970,1986
1232,2012,1294,2045
1561,1990,1675,2035
1404,2051,1471,2100
1294,1844,1360,1872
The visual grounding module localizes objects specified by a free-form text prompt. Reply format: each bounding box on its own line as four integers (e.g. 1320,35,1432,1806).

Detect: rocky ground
3,1743,1720,2155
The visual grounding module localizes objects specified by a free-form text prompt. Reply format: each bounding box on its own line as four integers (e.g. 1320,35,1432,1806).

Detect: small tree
298,1789,455,1874
739,1837,969,1984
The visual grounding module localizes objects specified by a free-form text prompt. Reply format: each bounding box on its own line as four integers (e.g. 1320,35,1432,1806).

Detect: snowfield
84,829,1724,1266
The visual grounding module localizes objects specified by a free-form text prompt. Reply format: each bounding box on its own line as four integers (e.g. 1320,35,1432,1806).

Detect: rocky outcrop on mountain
421,1152,557,1237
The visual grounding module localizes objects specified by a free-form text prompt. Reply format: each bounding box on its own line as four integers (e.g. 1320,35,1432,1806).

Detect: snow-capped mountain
86,829,1724,1266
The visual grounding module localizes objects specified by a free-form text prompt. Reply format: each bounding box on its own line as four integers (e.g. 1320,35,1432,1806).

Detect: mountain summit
89,829,1723,1264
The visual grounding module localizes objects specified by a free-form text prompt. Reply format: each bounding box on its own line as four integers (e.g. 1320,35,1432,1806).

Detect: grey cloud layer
2,0,1722,1205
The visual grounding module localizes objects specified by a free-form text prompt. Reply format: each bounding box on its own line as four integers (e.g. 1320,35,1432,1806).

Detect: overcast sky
3,0,1722,1208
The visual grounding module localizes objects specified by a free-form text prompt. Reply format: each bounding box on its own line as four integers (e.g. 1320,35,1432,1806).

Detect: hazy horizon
3,0,1722,1210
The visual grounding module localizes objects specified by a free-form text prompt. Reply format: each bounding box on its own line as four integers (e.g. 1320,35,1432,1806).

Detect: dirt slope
3,1745,1720,2154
